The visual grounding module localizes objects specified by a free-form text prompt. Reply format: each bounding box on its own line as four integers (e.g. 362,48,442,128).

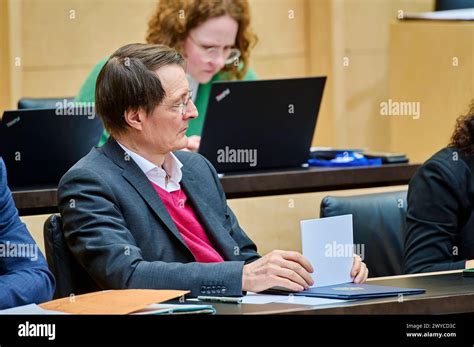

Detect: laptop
0,107,103,189
198,76,326,173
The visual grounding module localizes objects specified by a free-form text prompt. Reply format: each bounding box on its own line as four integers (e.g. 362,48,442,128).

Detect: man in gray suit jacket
58,43,368,297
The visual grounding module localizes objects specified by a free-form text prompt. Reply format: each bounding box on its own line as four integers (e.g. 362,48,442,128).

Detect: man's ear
123,108,147,131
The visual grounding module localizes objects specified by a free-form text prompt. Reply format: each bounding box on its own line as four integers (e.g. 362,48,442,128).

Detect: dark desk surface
12,163,419,216
211,270,474,315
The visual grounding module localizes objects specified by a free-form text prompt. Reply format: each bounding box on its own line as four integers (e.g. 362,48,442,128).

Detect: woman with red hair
76,0,258,150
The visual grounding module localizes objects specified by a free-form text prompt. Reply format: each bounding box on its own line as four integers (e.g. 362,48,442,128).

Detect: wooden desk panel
12,163,420,216
389,20,474,163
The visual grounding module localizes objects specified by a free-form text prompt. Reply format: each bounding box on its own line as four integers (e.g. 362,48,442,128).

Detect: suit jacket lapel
101,139,193,256
180,166,239,260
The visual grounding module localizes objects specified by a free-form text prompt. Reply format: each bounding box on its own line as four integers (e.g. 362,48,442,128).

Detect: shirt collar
117,141,183,192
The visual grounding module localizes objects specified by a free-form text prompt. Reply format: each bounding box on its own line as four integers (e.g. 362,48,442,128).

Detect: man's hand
351,254,369,284
242,251,369,293
242,250,314,293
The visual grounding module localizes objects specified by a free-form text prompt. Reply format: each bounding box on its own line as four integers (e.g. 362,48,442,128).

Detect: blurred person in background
76,0,258,151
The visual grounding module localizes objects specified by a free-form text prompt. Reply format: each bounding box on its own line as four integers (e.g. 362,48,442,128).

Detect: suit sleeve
0,159,55,309
58,167,250,297
403,158,468,273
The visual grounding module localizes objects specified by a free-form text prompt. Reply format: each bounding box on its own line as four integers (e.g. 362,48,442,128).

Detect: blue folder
292,283,426,300
265,283,425,300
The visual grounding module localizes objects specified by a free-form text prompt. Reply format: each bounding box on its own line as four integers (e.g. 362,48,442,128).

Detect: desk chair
320,190,408,278
43,214,99,298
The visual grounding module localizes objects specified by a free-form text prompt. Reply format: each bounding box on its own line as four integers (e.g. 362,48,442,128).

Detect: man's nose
184,100,198,119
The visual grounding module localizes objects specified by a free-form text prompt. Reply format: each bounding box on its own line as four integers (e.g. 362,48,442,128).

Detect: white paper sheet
241,294,288,304
0,304,67,315
301,214,354,287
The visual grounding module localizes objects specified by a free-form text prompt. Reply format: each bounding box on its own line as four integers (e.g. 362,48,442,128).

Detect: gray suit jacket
58,138,260,296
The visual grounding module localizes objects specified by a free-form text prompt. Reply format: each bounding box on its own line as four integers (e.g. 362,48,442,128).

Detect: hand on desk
242,250,314,293
242,250,369,293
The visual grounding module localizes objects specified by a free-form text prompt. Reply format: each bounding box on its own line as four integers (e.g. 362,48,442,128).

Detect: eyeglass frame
161,89,194,116
188,34,241,65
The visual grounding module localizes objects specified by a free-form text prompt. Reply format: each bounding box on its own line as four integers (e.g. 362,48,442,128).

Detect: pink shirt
151,182,224,263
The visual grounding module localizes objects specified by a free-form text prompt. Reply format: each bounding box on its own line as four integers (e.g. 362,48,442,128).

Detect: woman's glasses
189,35,241,65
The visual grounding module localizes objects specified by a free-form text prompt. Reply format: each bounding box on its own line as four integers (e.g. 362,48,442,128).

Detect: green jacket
75,57,257,146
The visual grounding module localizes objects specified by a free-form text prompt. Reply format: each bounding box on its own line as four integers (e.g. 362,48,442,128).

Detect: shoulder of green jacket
75,56,110,102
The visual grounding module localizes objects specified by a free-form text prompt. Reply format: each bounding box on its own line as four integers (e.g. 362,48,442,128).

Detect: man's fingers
270,264,311,289
275,258,314,287
272,276,305,292
351,255,362,277
279,251,314,273
354,262,368,284
363,267,369,283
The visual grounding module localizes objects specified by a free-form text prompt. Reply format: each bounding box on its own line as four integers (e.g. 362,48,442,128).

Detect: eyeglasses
165,90,194,116
189,35,241,65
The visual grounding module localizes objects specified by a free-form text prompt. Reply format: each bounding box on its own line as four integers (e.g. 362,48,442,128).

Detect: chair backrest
320,190,408,278
43,214,99,298
17,97,74,109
